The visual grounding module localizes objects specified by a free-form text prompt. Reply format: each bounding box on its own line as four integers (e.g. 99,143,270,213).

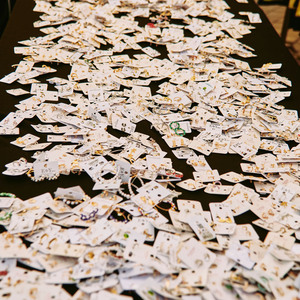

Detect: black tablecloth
0,0,299,240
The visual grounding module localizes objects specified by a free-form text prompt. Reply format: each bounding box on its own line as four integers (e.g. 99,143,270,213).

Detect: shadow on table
0,0,17,39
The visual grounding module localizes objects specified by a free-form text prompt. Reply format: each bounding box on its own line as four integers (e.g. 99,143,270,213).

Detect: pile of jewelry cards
0,0,300,298
1,186,300,300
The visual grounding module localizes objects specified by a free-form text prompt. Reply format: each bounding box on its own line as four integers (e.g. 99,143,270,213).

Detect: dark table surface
0,0,299,247
0,0,300,298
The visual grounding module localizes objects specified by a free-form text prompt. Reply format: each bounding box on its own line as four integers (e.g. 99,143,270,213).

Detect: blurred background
258,0,300,64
